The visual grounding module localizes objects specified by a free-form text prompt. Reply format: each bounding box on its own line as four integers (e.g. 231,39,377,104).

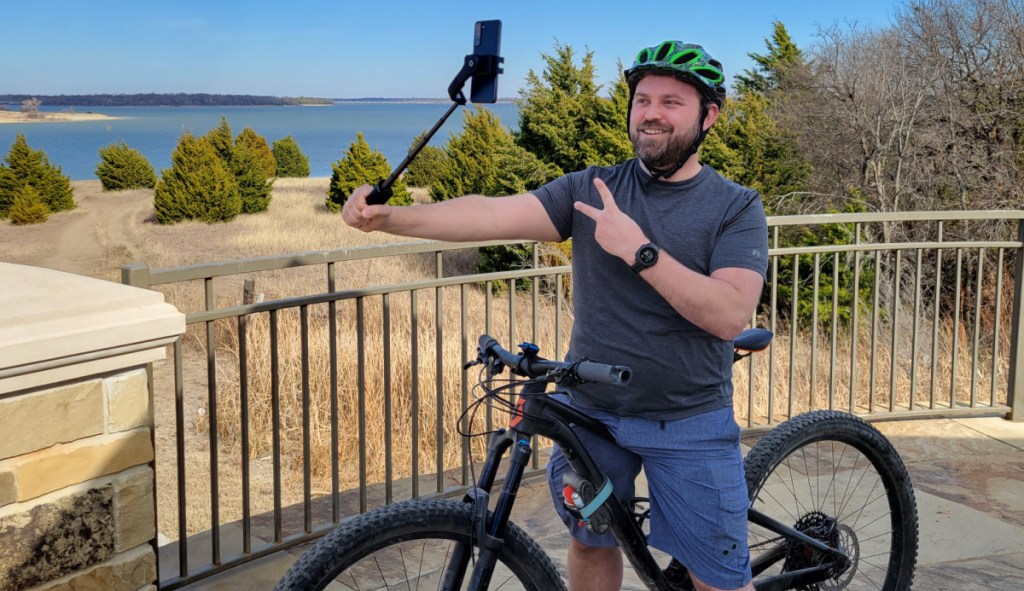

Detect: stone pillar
0,263,185,591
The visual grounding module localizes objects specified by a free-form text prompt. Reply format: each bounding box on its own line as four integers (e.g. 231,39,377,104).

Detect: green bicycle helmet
623,40,726,180
624,40,726,107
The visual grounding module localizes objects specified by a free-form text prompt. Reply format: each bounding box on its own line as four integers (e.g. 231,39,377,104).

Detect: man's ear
703,102,720,131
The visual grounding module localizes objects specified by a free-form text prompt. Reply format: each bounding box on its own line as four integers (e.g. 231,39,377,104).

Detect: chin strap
644,102,711,186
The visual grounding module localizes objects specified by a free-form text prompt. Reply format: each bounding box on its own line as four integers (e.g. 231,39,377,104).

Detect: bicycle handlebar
475,334,631,387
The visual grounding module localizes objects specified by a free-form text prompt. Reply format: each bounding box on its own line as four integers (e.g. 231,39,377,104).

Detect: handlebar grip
575,361,632,386
365,181,393,205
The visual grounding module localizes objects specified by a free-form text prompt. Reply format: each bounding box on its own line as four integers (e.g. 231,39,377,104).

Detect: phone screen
470,20,502,103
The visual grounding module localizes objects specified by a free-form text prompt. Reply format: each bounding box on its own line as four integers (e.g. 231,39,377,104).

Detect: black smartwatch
630,242,660,273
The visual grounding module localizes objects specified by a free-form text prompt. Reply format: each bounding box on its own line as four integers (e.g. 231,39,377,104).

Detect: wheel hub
783,511,860,590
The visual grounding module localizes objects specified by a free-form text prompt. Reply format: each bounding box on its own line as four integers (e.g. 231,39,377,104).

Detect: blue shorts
546,399,752,590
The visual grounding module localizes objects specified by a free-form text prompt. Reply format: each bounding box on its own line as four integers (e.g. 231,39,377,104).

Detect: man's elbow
715,316,752,342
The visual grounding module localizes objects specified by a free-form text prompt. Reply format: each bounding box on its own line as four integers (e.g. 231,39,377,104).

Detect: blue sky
2,0,903,98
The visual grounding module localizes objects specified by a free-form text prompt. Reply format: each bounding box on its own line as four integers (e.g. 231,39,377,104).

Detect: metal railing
123,211,1024,589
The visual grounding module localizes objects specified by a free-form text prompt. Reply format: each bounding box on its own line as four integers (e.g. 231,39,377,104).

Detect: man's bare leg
567,539,623,591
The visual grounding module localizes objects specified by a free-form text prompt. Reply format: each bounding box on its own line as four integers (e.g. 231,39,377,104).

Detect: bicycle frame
458,382,852,591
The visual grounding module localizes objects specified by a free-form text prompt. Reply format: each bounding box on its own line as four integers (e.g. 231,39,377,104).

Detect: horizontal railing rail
125,211,1023,589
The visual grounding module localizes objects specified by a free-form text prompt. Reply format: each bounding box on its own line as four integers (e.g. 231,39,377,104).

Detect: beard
629,118,702,174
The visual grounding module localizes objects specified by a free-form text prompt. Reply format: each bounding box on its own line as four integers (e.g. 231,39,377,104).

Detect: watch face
639,246,657,265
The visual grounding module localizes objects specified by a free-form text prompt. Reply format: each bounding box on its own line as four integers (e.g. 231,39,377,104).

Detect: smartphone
470,19,502,103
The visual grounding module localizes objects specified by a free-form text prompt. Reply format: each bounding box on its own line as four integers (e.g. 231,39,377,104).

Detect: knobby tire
274,498,566,591
743,410,918,591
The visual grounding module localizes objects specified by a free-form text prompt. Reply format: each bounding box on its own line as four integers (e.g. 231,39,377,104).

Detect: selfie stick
364,54,504,205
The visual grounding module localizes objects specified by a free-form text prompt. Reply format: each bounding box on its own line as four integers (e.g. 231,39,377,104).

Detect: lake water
0,102,520,181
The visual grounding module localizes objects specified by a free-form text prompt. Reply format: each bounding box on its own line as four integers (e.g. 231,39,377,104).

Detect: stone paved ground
172,416,1024,591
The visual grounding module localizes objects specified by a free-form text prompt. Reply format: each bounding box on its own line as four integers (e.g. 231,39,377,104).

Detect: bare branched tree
776,0,1024,233
20,97,41,118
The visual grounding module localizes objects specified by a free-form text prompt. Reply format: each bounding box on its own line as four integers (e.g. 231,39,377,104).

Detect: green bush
272,135,310,177
8,184,49,225
402,131,448,189
95,141,157,190
232,128,275,213
232,141,273,214
424,107,559,289
0,133,74,218
205,116,234,166
326,132,411,211
236,127,276,178
154,133,241,224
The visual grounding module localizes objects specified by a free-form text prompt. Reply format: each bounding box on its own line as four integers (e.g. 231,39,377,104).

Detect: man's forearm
382,194,561,243
641,253,763,341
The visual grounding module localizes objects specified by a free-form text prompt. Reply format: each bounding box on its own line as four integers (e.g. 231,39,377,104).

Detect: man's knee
569,538,620,560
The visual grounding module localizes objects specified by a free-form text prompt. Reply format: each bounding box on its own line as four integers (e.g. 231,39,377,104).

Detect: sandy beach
0,110,120,124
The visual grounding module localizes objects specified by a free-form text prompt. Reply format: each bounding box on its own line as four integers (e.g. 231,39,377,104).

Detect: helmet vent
693,66,724,84
654,41,674,61
670,49,700,65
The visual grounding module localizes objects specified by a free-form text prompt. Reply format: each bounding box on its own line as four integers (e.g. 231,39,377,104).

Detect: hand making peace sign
573,178,651,264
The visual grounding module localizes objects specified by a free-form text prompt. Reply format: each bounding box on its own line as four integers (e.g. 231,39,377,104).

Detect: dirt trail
1,181,153,280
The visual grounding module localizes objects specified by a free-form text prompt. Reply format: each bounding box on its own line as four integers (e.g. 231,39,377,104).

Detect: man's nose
642,104,664,121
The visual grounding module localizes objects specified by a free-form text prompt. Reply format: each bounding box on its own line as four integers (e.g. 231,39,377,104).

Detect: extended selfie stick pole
365,53,503,205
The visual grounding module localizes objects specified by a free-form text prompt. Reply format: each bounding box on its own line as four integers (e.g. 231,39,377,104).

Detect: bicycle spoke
744,412,917,591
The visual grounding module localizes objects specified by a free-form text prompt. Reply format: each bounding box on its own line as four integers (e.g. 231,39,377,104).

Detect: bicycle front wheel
274,498,566,591
743,410,918,591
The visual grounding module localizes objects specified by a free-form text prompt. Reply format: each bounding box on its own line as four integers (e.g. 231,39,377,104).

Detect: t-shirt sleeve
531,171,583,241
710,191,770,279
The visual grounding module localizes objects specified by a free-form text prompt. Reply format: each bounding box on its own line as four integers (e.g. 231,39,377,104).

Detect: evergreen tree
515,43,632,174
8,184,49,225
735,21,805,96
0,167,15,218
272,135,310,177
326,132,411,211
402,131,449,189
205,116,234,166
231,128,275,214
703,94,809,205
236,127,277,178
0,133,74,218
154,133,241,224
95,141,157,190
232,140,273,214
430,107,505,201
427,106,560,286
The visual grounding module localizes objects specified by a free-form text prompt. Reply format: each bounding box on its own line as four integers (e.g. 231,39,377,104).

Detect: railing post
1006,219,1024,421
121,262,151,288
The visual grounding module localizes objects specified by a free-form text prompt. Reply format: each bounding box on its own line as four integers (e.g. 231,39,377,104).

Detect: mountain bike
275,329,918,591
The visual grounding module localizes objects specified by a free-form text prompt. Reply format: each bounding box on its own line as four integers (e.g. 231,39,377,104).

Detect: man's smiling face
628,74,709,173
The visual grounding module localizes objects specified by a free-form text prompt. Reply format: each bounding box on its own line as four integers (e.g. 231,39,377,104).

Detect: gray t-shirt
533,160,769,419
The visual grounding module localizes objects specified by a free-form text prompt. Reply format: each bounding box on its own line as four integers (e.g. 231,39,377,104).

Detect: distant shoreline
0,111,121,124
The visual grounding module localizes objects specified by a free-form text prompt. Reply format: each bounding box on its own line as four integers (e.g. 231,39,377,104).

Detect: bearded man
342,40,769,591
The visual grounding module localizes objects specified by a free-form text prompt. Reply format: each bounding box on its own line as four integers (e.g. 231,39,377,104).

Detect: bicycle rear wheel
743,410,918,591
274,498,566,591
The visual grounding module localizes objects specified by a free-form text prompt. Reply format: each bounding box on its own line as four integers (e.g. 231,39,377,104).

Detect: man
343,40,768,591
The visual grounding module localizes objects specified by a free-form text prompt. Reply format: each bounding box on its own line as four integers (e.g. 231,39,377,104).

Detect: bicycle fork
440,427,532,590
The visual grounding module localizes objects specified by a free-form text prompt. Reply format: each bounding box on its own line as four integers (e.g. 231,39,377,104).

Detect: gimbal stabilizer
365,26,504,205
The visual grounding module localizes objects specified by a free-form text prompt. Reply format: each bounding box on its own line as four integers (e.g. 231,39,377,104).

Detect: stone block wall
0,369,158,591
0,263,185,591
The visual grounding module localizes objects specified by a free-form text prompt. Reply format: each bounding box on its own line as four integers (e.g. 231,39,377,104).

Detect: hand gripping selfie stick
364,20,504,205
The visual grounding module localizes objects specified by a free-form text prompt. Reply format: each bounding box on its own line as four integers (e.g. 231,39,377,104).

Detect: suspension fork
444,383,545,590
467,432,533,589
438,429,516,590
